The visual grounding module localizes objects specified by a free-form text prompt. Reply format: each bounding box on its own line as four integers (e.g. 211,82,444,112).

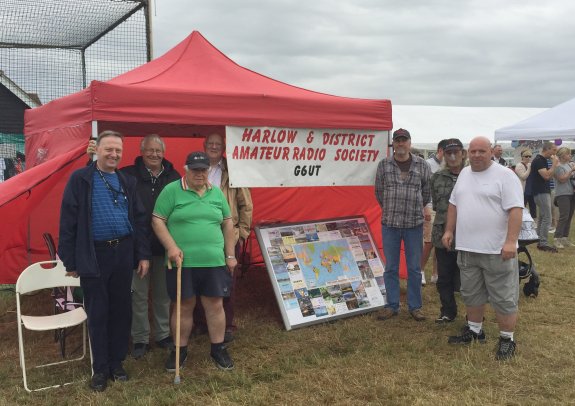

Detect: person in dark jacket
88,134,181,359
491,144,508,167
430,139,466,324
59,131,151,391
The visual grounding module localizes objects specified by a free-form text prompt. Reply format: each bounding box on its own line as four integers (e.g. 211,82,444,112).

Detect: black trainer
211,345,234,370
496,337,516,360
109,365,129,382
435,314,455,324
537,244,558,253
223,331,234,345
132,343,149,359
448,324,486,344
165,348,188,372
89,372,108,392
156,336,174,349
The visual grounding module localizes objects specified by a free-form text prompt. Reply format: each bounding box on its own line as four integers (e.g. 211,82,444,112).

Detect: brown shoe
409,308,426,321
377,308,398,321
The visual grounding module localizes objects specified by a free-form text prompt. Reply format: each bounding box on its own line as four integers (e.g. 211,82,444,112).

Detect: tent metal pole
81,49,87,89
91,121,98,161
146,0,153,60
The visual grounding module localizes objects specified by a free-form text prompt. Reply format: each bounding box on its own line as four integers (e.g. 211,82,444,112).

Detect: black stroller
518,209,540,298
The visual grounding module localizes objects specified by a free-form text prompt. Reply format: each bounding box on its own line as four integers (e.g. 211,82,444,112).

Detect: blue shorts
166,266,232,301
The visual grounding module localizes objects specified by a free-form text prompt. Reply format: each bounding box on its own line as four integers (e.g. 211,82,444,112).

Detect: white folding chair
16,260,89,392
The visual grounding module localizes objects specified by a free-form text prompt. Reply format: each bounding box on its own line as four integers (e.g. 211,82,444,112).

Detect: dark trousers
435,247,461,319
555,195,575,238
81,238,133,374
525,193,537,219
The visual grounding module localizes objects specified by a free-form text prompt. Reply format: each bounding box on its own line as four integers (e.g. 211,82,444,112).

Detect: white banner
226,126,389,187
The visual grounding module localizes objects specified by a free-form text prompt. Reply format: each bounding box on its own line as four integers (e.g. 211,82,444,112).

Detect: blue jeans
381,224,423,312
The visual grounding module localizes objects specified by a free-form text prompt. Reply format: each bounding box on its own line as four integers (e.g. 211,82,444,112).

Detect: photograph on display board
256,216,387,330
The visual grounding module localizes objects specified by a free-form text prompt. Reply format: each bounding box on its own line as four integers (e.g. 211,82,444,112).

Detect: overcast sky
151,0,574,109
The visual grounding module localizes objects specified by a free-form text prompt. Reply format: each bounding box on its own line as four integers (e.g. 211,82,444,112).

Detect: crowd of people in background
510,142,575,251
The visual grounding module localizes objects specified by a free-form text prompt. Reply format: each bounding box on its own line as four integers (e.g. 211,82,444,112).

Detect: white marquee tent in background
392,105,544,145
495,97,575,141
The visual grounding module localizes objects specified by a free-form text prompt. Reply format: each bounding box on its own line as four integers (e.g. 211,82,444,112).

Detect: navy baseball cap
185,151,210,169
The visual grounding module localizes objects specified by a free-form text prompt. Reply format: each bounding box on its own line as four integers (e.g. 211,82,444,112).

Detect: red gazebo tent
0,31,392,283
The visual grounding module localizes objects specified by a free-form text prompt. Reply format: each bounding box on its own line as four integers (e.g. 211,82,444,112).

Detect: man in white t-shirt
441,136,523,361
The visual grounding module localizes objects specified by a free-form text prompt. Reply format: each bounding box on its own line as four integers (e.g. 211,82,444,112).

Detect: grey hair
140,134,165,152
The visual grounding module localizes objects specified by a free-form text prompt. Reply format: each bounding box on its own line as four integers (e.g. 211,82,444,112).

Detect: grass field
1,237,574,405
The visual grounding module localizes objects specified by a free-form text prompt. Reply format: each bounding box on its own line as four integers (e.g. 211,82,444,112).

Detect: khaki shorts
457,251,519,315
423,210,436,243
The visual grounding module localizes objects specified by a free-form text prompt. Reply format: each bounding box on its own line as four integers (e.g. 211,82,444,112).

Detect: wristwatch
226,255,236,259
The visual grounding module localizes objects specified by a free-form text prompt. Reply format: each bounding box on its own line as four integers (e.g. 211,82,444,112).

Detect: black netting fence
0,0,150,179
0,0,150,104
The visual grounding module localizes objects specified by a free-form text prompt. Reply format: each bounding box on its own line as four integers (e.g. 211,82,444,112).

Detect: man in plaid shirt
375,128,431,321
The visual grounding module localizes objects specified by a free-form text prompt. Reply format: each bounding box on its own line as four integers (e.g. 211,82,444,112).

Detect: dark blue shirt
530,154,551,195
92,170,132,240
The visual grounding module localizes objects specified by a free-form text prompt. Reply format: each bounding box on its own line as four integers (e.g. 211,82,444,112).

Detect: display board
256,216,387,330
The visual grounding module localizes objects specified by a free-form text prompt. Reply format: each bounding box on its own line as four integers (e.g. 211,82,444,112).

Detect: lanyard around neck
96,168,126,206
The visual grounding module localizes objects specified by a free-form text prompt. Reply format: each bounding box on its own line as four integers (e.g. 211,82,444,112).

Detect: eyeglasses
522,155,532,158
144,148,164,155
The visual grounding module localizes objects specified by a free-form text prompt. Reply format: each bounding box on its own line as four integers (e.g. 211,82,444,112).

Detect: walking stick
175,258,183,384
168,258,183,384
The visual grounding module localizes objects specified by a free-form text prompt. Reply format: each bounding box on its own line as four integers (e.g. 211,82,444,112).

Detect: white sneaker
421,271,426,286
430,274,438,284
563,238,574,247
555,239,565,249
549,227,556,234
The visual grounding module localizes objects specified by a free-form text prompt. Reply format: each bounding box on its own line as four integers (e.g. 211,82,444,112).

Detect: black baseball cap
392,128,411,141
185,151,210,169
437,139,449,150
443,138,464,152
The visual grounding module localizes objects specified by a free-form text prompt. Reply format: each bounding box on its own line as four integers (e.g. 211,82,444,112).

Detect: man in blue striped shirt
59,131,151,391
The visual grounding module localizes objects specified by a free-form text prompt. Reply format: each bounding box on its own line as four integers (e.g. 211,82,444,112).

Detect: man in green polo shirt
152,151,237,372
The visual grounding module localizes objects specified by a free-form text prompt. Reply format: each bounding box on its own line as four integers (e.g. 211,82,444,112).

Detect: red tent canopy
25,31,391,165
0,31,392,283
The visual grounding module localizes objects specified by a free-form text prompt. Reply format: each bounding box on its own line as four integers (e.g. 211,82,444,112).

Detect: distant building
0,70,41,182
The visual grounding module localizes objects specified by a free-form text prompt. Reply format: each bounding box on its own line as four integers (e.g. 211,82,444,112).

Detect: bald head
470,136,491,149
468,137,493,172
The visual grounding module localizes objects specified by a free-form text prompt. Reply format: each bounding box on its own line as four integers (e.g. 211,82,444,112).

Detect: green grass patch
1,236,575,404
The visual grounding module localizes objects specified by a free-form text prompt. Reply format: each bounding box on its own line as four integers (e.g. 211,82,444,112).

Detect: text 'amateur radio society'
226,127,387,186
